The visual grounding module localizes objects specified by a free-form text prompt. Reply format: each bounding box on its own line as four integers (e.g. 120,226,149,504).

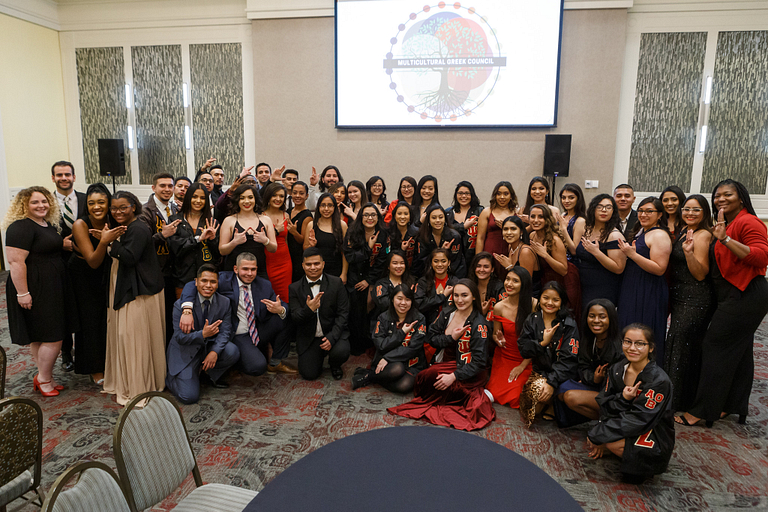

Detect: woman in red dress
476,181,518,278
485,267,535,408
388,279,495,431
262,183,292,299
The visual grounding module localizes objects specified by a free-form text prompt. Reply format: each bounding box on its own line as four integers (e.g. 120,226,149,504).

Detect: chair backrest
42,461,131,512
0,345,6,399
113,392,200,511
0,397,43,493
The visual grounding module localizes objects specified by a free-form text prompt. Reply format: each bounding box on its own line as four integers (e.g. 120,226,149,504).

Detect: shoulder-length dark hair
418,203,447,245
683,194,713,231
228,183,262,215
261,182,287,211
489,181,518,211
85,183,116,226
424,247,453,283
413,175,440,210
537,280,572,321
452,181,481,212
468,251,496,283
386,249,414,288
506,266,533,336
622,323,656,360
580,299,620,361
319,165,344,193
585,194,620,243
181,182,212,221
559,183,586,218
366,176,388,206
328,183,347,205
523,176,551,214
660,185,686,235
112,190,142,217
388,283,418,323
346,180,369,210
454,278,484,314
397,176,418,202
314,193,345,253
501,215,530,244
711,179,757,218
388,201,413,233
628,196,667,240
348,203,386,247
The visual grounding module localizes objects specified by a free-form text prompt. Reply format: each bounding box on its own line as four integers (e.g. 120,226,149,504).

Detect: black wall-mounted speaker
544,134,571,177
98,138,126,177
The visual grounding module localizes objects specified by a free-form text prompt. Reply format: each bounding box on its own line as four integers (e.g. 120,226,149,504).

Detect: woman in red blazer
677,179,768,427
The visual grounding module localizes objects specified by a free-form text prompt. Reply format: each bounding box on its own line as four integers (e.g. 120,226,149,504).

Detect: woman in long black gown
287,181,313,282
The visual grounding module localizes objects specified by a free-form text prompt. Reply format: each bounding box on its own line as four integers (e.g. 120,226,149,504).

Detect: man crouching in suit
166,264,240,404
289,248,350,380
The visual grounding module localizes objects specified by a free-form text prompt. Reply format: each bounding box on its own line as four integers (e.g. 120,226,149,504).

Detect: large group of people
4,158,768,483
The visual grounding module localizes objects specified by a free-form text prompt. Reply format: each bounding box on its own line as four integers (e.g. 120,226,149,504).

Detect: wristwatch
720,236,732,245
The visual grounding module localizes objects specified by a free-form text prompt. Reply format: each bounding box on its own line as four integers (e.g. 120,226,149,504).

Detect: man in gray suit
166,264,240,404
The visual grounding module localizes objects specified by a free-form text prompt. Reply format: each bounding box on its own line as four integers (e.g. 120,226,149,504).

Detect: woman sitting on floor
388,279,495,431
557,299,624,427
354,284,427,393
484,267,534,409
587,323,675,483
517,281,579,427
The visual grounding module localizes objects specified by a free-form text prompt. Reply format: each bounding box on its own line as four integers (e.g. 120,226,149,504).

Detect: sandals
675,414,712,428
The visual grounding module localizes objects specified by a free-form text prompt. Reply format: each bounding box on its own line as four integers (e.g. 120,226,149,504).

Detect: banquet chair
0,345,7,398
41,461,130,512
0,397,45,512
113,392,257,512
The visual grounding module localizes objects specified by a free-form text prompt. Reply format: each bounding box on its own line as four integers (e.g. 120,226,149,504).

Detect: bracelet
505,264,513,270
17,292,30,297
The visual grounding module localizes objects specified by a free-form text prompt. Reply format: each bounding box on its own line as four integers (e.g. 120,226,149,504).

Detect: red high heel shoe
33,374,61,396
33,373,64,391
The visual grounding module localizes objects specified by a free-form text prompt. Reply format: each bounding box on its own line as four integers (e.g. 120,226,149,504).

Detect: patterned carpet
2,277,768,511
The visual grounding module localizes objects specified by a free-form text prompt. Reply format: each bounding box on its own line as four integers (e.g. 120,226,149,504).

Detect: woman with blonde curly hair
3,186,77,397
528,204,581,314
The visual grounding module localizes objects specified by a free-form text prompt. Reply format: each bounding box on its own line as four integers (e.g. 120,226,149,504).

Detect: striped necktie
242,285,260,346
62,197,75,229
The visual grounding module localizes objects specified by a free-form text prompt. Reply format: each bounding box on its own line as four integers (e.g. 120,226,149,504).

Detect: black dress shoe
201,372,229,389
61,350,74,372
331,367,344,380
352,369,374,390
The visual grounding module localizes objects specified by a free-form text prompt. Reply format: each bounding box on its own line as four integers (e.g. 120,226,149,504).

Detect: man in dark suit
51,160,87,371
614,183,638,239
166,264,240,404
139,172,181,343
179,252,296,375
288,247,350,380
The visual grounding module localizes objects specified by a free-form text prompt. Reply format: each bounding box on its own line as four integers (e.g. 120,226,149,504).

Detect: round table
245,425,582,511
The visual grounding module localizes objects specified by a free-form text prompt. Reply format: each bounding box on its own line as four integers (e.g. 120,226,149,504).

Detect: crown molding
629,0,768,12
0,0,60,30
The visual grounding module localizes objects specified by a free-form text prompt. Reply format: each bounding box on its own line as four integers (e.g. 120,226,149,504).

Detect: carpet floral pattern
1,281,767,511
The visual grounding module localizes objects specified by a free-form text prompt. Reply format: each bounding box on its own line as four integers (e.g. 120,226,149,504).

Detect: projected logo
383,3,505,122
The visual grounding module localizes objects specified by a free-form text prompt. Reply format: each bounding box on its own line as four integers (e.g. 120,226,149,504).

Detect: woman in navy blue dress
617,197,672,366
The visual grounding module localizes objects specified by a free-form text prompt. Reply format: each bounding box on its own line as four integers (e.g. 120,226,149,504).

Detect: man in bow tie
288,248,350,380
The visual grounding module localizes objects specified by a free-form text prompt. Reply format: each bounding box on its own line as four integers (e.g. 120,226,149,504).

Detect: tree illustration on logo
400,12,492,117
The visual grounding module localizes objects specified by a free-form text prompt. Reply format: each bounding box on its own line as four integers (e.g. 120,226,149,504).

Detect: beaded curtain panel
1,277,766,511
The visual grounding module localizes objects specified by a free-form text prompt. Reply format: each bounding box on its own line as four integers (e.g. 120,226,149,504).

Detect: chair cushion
51,468,131,512
0,469,32,507
173,483,258,512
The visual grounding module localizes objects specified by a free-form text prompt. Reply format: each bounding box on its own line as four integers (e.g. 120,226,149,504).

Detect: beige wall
252,9,627,206
0,13,69,189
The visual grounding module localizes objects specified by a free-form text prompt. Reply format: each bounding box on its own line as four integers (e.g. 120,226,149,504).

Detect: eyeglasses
401,184,414,190
622,339,649,349
362,213,378,219
110,206,132,213
637,209,659,215
199,178,213,184
595,205,613,211
681,207,703,213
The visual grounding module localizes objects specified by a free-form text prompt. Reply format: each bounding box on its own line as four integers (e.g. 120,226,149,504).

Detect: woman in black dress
660,185,686,239
4,187,78,396
287,181,313,282
413,203,465,278
664,194,714,411
168,183,219,295
304,193,348,280
69,184,126,384
387,201,419,267
576,194,626,309
446,181,484,266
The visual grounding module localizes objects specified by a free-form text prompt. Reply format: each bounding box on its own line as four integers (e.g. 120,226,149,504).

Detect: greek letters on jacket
372,311,427,370
388,225,419,266
517,312,579,389
427,308,490,381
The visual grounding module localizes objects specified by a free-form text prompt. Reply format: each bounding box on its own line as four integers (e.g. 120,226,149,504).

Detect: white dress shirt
307,275,324,338
153,194,171,223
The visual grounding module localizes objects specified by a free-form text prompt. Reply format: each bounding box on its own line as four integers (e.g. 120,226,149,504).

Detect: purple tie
242,285,260,346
